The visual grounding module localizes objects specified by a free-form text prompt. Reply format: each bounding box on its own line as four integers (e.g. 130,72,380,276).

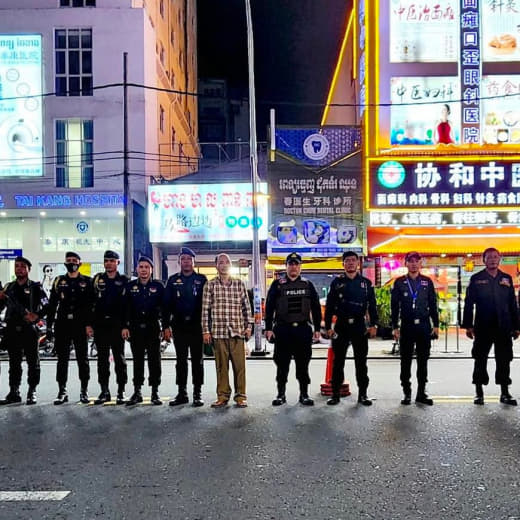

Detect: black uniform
265,275,322,392
0,280,48,391
324,273,378,396
164,271,207,392
123,278,165,389
462,268,519,386
47,273,94,389
391,274,439,393
92,272,129,390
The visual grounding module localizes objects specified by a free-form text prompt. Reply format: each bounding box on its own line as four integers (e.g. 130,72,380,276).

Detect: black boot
26,387,37,405
192,386,204,407
94,385,111,405
415,384,433,406
0,387,22,405
474,384,484,405
169,386,189,406
327,394,341,405
500,384,517,406
357,389,372,406
401,383,412,405
298,384,314,406
272,384,286,406
116,385,126,405
151,386,162,405
79,386,90,404
126,387,143,406
54,386,68,405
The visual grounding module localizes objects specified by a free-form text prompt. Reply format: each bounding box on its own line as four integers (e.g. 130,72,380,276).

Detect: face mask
64,263,79,273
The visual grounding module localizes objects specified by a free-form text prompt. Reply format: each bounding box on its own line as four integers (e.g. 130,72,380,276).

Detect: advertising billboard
0,34,43,177
148,183,269,243
389,0,459,62
482,0,520,62
481,75,520,144
368,157,520,227
390,76,461,145
268,152,363,258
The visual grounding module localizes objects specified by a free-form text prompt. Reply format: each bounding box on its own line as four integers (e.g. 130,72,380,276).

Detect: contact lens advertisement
0,34,43,177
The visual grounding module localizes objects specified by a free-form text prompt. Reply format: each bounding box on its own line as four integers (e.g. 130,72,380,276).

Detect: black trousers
273,324,313,387
173,329,204,388
471,328,513,386
94,321,127,388
55,319,90,387
5,324,40,388
331,326,369,394
129,325,161,388
399,323,431,391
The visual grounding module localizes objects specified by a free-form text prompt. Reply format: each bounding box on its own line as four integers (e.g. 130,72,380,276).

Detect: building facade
323,0,520,324
0,0,197,282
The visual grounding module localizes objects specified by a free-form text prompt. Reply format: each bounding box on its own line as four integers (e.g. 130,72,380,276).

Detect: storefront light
118,210,124,216
39,211,46,216
0,212,6,217
80,211,87,216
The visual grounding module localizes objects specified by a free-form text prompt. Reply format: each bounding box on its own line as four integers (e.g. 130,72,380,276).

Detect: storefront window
0,219,24,249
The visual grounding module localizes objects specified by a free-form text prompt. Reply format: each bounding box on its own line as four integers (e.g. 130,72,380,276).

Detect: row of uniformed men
266,247,520,408
0,248,211,407
0,246,516,408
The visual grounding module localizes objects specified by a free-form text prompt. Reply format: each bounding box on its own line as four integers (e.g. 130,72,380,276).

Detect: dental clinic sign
0,35,43,177
368,158,520,227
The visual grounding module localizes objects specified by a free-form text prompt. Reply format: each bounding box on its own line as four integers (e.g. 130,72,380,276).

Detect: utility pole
123,52,131,276
245,0,265,355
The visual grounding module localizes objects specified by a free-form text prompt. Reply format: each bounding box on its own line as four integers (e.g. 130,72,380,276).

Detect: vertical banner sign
358,0,366,118
459,1,481,144
0,35,43,176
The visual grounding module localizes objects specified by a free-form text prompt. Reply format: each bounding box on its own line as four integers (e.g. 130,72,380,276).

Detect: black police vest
275,279,312,323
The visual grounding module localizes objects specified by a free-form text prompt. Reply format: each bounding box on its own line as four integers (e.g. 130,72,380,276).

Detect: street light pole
245,0,265,354
123,52,131,276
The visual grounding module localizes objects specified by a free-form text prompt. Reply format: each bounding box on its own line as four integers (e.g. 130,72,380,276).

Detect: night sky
197,0,352,139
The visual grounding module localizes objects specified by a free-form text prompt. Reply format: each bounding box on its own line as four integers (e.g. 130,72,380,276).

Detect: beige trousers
213,337,246,401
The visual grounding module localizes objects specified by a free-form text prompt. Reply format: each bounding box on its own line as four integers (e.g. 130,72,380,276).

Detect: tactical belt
278,321,308,327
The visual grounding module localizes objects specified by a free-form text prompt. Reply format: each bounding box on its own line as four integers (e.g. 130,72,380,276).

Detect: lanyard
406,277,418,310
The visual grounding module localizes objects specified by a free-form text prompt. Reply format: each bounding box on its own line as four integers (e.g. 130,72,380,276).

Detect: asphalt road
1,359,520,520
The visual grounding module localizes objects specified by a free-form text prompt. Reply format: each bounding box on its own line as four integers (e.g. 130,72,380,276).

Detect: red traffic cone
320,346,351,396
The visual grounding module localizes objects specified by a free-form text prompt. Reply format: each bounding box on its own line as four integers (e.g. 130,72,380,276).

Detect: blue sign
275,127,361,167
460,0,481,144
13,193,124,208
76,221,89,233
0,248,22,260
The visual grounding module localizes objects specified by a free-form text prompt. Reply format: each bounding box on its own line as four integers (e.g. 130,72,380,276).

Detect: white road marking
0,491,70,501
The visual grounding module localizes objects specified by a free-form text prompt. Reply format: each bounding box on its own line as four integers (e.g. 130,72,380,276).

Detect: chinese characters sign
482,0,520,62
390,77,461,145
390,0,459,62
369,157,520,227
0,35,43,177
370,159,520,210
481,75,520,144
148,183,268,243
460,0,481,144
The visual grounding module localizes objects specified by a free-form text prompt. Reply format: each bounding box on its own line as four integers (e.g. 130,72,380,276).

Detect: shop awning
369,233,520,255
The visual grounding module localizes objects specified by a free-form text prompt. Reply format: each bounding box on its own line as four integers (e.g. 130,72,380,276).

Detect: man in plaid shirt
202,253,252,408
